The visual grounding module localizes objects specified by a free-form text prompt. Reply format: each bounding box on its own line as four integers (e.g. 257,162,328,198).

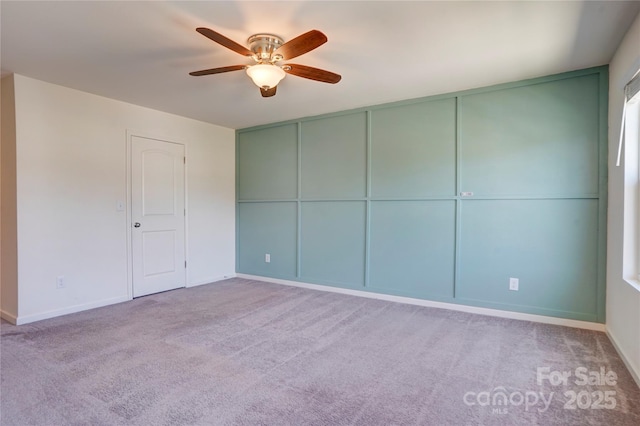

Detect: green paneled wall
301,113,367,199
460,75,600,196
238,124,298,200
238,202,297,278
458,199,599,320
369,201,455,299
300,201,366,287
236,66,608,323
371,98,456,197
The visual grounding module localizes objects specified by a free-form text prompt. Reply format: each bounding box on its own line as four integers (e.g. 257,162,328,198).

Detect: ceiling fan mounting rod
247,34,284,62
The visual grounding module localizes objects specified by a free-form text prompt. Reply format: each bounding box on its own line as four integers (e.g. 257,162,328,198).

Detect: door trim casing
126,130,189,300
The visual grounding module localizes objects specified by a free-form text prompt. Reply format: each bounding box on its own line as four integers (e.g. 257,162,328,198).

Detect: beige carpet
1,278,639,425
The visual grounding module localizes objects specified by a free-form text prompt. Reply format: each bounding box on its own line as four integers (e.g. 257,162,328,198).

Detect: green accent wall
236,66,608,323
369,201,455,299
371,98,456,197
301,113,367,199
300,201,366,287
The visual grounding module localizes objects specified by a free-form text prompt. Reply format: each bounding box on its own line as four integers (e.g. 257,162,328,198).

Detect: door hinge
185,260,187,268
183,157,186,164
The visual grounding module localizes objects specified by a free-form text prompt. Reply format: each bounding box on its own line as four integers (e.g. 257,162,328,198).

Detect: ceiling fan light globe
246,64,286,89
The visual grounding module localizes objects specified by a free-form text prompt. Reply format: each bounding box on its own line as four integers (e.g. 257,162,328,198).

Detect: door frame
125,130,189,300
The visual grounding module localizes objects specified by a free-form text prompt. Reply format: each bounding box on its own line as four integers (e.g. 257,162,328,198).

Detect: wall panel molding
236,66,609,322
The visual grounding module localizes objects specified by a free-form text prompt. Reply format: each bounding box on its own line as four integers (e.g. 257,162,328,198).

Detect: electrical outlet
56,275,65,289
265,253,271,263
509,277,519,291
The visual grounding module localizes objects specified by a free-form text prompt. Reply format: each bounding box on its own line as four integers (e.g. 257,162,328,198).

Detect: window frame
622,92,640,288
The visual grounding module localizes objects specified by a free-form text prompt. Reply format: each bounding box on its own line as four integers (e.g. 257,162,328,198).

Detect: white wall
1,75,19,321
607,12,640,383
7,74,235,324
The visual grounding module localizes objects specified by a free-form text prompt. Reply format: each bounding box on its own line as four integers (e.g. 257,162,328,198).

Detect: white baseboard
237,274,606,332
606,329,640,388
12,295,130,325
7,275,239,326
187,274,237,288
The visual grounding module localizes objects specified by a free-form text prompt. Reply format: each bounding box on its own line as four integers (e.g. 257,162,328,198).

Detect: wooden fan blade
189,65,246,76
196,27,253,57
273,30,327,60
284,64,341,84
260,86,277,97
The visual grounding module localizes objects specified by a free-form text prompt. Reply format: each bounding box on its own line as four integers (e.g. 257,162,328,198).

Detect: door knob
134,222,141,228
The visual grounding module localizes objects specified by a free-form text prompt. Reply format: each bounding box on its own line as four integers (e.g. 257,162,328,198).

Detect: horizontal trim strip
237,274,606,332
455,296,598,323
238,195,600,203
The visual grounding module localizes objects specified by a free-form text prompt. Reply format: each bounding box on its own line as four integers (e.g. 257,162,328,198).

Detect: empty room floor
1,278,639,425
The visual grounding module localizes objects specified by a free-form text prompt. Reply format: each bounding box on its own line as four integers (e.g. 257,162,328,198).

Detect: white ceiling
2,1,639,129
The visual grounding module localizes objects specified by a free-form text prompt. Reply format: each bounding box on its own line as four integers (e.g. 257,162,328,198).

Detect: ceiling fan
189,27,341,97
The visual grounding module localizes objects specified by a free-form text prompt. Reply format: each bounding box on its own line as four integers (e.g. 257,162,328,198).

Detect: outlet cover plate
509,277,519,291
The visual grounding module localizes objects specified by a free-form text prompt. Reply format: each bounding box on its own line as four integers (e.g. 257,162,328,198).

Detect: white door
131,136,186,297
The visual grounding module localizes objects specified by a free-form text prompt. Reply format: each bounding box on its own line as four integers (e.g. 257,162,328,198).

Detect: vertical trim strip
453,96,462,299
296,122,302,278
596,68,609,323
364,110,372,288
235,132,240,273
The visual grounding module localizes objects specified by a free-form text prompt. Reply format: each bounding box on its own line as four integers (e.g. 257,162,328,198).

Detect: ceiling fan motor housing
247,34,284,62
